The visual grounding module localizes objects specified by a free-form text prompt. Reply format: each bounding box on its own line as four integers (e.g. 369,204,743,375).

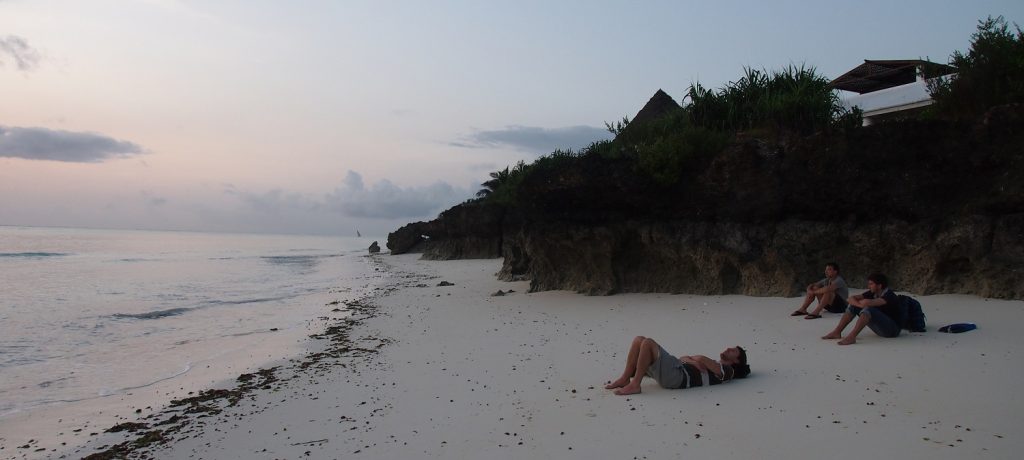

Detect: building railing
840,74,956,116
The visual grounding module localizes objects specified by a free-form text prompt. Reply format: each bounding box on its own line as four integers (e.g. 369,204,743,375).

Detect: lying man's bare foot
604,377,630,389
837,336,856,345
614,384,641,396
822,332,841,340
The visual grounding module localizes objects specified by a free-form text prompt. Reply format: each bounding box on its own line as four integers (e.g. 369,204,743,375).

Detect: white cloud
325,170,472,219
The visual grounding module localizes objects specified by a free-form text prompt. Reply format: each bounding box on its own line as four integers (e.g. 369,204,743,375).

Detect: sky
2,0,1022,236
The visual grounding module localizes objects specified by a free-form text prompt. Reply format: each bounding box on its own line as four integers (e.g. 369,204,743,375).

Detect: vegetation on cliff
471,17,1022,212
473,64,860,206
929,16,1024,119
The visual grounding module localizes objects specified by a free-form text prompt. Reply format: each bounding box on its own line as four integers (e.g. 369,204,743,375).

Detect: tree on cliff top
475,160,528,203
930,15,1024,119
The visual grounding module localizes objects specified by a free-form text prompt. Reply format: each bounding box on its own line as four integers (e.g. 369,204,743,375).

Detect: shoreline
0,254,396,460
8,255,1023,459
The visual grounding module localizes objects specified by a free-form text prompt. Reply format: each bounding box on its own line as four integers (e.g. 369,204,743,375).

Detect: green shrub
635,127,729,186
929,16,1024,119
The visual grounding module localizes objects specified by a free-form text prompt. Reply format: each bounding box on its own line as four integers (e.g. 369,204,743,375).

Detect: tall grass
685,65,849,134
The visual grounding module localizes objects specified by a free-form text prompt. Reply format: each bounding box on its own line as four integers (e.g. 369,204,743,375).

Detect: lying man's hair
733,346,751,379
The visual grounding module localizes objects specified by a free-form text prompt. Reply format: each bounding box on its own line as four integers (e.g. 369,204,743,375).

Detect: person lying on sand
791,262,849,319
822,273,904,345
604,336,750,395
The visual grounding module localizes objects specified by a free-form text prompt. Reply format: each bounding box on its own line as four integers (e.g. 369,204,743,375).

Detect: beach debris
491,290,506,296
105,422,148,433
368,241,381,253
437,281,454,286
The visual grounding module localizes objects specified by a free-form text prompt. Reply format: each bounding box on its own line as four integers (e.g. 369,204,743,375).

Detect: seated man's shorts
825,296,847,314
847,306,901,337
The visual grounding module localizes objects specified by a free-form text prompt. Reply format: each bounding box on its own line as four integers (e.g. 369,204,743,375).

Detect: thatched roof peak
630,89,682,126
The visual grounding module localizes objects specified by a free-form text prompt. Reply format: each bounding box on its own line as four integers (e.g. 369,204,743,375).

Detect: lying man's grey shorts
645,344,694,389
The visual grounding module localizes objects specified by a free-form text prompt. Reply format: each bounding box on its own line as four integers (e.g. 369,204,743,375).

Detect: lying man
604,336,750,395
822,273,904,345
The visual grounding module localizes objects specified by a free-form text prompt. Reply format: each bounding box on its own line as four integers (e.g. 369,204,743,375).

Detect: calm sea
0,226,385,417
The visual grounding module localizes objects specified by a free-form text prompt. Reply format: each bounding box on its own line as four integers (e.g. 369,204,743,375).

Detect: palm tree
476,167,510,198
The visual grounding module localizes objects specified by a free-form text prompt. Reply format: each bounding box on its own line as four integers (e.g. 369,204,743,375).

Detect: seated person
792,262,849,319
822,273,905,345
604,336,750,395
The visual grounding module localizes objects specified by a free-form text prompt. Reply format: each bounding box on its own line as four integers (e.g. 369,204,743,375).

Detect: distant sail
356,230,362,237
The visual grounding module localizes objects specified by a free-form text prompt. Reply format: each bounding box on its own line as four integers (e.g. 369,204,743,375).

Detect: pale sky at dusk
2,0,1022,236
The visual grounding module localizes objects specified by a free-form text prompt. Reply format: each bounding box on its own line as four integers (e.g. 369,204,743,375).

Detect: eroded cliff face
387,105,1024,299
496,216,1024,298
387,202,504,260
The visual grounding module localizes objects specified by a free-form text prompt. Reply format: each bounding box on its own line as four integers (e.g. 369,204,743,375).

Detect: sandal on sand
790,310,808,316
804,314,822,319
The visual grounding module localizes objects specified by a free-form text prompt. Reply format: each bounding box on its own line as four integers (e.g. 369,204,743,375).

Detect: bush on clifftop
930,16,1024,119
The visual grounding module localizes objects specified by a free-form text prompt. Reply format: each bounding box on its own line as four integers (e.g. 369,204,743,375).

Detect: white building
831,60,956,125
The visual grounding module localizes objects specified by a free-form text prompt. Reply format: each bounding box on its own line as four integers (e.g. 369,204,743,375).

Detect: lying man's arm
679,356,707,372
688,355,724,379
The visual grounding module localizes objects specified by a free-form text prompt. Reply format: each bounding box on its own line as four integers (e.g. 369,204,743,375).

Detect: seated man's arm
848,293,866,306
859,297,888,307
820,282,840,293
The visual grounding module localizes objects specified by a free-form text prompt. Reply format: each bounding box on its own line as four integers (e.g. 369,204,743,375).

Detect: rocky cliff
387,202,504,260
496,216,1023,298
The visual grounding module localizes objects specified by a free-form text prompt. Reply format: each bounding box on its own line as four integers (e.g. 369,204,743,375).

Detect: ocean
0,226,385,418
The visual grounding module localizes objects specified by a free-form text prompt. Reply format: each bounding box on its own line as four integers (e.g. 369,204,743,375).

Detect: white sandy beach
8,254,1023,459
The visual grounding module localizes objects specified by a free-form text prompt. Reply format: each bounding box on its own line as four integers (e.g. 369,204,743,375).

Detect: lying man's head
721,346,751,378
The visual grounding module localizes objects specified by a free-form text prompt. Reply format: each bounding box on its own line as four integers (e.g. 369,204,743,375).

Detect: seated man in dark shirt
822,273,904,345
604,336,750,395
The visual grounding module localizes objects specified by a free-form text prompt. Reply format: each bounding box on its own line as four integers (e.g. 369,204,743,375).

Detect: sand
5,255,1022,459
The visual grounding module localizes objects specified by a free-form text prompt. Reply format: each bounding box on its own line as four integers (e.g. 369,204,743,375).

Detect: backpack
900,295,927,332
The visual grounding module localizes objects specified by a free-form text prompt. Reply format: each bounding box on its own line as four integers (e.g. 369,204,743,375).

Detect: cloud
467,162,498,172
140,191,167,207
231,188,316,215
454,125,613,154
0,126,145,162
0,35,41,71
220,171,470,222
325,170,472,219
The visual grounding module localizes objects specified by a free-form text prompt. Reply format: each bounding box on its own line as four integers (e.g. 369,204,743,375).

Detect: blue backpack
900,295,927,332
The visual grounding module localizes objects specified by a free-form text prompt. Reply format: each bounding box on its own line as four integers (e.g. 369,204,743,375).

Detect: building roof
630,89,682,127
830,59,956,94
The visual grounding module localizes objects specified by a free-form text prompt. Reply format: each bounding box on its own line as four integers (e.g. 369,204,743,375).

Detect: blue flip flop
938,323,977,333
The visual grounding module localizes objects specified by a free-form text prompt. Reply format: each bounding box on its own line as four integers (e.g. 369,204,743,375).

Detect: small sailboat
356,230,362,237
